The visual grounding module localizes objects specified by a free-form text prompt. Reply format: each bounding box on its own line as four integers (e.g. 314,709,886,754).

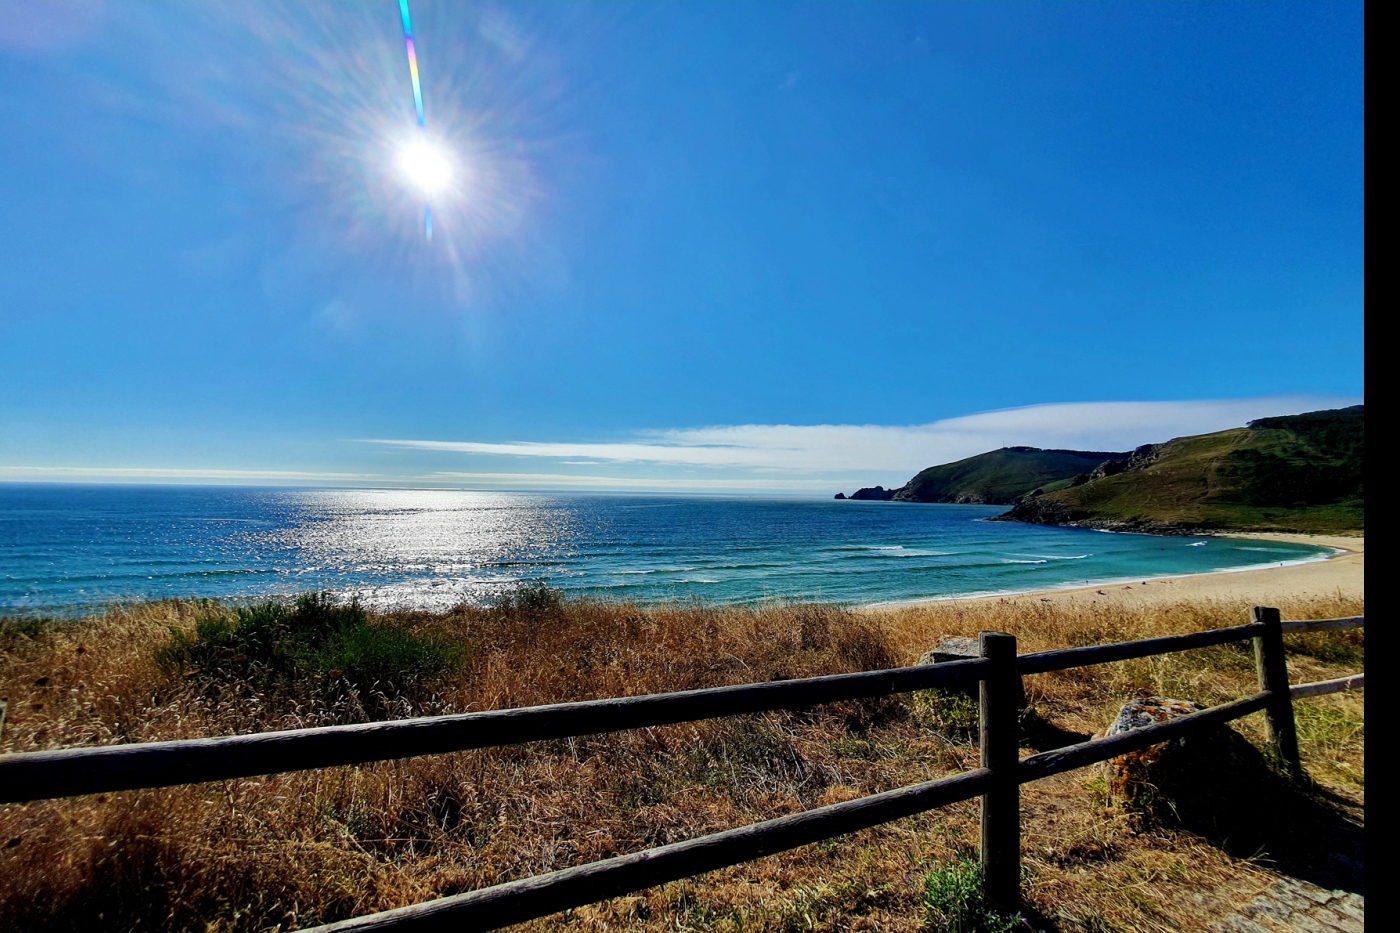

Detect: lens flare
398,138,452,195
399,0,433,238
398,0,424,127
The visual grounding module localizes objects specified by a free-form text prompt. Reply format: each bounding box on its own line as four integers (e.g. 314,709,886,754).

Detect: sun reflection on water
263,490,578,610
0,487,1334,616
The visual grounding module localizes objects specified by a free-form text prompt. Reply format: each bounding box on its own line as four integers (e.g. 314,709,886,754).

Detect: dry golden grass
0,593,1363,932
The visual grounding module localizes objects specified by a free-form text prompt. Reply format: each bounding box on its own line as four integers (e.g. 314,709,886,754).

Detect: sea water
0,485,1330,615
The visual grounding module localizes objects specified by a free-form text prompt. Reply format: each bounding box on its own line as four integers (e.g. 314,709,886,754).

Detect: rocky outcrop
1090,443,1160,480
990,492,1205,535
893,489,1014,504
992,495,1076,526
848,486,897,501
833,492,847,499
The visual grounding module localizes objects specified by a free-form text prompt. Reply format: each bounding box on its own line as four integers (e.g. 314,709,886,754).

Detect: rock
849,486,897,501
991,495,1076,526
1090,443,1162,480
916,636,1025,707
833,492,847,499
1105,696,1204,736
918,635,980,666
1107,696,1217,816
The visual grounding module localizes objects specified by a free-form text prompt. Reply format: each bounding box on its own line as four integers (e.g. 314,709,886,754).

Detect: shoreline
868,532,1363,610
2,532,1363,620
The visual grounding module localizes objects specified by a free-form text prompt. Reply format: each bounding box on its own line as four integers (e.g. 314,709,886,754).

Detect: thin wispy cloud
0,467,376,484
370,396,1360,476
425,473,849,491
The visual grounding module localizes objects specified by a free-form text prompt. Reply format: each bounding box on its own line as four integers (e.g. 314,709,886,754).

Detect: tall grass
0,592,1363,932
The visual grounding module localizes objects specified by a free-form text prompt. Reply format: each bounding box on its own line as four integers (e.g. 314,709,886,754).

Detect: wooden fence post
978,631,1021,912
1252,606,1302,780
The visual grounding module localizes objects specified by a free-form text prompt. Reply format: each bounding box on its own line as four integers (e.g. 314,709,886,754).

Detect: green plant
923,859,1023,933
154,593,463,695
912,689,979,738
922,860,1022,932
510,580,564,613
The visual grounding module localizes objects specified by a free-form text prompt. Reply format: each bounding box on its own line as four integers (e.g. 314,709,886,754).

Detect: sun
397,138,453,196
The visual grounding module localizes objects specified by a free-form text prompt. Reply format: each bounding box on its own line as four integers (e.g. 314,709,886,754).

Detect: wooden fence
0,608,1364,931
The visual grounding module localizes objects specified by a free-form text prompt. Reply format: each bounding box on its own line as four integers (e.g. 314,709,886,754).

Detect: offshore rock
848,486,897,501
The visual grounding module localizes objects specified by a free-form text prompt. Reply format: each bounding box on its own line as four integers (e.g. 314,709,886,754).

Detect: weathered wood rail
0,608,1363,931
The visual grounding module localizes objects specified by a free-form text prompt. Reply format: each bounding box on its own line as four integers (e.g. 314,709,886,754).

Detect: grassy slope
1028,422,1363,534
894,447,1125,503
0,595,1364,933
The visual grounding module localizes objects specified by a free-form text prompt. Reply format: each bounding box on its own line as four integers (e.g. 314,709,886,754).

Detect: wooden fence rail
1281,616,1364,634
1290,672,1364,699
0,610,1363,931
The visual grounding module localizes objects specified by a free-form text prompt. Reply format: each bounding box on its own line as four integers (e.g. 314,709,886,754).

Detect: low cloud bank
373,396,1360,476
4,396,1359,490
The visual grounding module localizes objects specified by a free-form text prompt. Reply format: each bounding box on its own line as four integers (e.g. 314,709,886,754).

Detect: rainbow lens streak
399,0,425,127
398,0,431,239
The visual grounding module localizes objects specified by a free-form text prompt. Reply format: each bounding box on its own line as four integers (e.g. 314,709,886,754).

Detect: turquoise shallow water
0,485,1331,615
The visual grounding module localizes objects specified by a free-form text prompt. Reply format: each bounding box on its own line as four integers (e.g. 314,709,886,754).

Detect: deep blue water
0,485,1330,615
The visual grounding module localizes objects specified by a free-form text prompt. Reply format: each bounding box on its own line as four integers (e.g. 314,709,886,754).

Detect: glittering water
0,485,1331,615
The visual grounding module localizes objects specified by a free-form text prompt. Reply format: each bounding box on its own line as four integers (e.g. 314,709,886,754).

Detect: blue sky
0,2,1364,493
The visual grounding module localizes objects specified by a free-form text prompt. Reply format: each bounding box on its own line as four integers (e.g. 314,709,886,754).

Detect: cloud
0,466,376,484
5,396,1359,493
424,473,850,491
369,396,1360,475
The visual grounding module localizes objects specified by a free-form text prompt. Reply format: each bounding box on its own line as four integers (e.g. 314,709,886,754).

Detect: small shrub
155,593,462,696
923,859,1023,933
509,580,564,613
315,623,462,689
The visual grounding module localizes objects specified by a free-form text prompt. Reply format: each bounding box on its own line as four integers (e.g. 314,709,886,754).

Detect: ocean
0,485,1330,616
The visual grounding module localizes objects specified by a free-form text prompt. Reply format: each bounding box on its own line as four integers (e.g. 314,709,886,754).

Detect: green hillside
890,446,1128,504
999,406,1364,534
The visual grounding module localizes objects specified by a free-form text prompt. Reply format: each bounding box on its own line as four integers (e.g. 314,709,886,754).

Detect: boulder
917,636,1024,707
918,635,980,666
1105,696,1204,736
1105,699,1362,886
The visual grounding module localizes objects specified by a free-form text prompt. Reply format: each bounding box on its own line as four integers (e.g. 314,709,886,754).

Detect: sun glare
397,139,453,196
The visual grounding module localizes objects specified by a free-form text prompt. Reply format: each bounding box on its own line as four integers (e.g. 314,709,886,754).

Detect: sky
0,1,1365,494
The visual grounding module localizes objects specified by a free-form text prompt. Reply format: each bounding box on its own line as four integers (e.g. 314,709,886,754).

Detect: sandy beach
963,533,1364,609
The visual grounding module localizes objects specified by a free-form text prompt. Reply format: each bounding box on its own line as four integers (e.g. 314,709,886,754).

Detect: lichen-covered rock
1107,697,1210,807
1104,701,1362,884
1105,696,1204,736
